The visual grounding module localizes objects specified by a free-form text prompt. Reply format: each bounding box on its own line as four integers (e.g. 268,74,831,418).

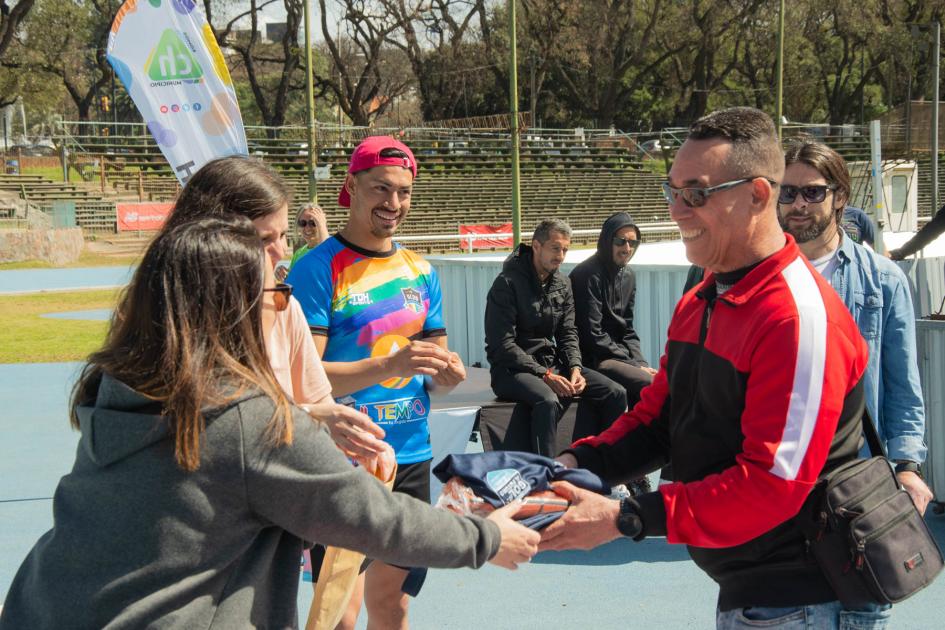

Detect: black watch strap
616,497,643,538
894,460,921,476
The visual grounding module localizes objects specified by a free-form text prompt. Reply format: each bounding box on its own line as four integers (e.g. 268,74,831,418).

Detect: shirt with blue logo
287,234,446,464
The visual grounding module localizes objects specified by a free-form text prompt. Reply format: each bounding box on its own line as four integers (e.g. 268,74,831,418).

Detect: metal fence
429,256,691,369
36,201,117,235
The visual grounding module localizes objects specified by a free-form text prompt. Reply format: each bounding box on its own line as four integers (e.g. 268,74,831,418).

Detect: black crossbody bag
801,412,943,607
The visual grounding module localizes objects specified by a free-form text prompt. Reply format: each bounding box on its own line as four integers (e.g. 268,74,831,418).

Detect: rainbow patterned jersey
287,235,445,464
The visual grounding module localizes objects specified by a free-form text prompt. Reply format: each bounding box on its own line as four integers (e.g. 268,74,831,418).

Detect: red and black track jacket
567,236,869,610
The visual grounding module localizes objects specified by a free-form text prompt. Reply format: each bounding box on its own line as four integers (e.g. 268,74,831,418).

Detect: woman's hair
165,156,291,228
296,205,317,221
70,215,293,471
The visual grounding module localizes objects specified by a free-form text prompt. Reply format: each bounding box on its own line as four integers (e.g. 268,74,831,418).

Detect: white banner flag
107,0,248,184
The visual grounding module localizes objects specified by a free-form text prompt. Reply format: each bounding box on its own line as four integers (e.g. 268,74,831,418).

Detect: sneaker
627,476,652,497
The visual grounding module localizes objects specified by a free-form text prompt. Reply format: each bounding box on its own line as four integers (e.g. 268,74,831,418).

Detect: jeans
716,601,891,630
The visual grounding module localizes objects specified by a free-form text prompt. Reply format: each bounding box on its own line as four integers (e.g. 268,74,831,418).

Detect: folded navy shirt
433,451,611,529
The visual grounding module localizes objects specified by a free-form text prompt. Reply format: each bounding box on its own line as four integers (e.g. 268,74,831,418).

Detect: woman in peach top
163,156,387,459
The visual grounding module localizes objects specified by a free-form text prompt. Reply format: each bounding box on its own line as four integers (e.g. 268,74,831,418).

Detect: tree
381,0,499,121
659,1,762,125
865,0,942,125
4,0,113,122
538,0,680,128
0,0,34,64
317,0,415,126
1,1,51,112
798,1,886,127
206,0,305,130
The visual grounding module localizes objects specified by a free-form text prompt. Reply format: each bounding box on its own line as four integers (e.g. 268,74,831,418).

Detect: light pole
303,0,318,204
933,20,940,215
508,0,522,246
775,0,785,140
111,0,119,137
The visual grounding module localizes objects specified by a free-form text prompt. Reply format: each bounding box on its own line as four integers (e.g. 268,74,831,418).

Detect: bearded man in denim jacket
778,139,933,514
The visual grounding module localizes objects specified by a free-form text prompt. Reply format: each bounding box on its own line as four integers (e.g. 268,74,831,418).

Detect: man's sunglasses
777,184,837,205
297,219,319,228
264,283,293,312
613,236,640,248
661,177,777,208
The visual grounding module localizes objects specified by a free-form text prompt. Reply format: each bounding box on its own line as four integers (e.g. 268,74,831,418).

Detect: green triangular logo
146,30,203,81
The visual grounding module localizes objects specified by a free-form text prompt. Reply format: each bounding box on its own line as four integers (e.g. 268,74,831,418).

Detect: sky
220,0,343,41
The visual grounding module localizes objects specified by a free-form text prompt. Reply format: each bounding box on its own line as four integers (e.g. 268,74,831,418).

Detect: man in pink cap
288,136,467,629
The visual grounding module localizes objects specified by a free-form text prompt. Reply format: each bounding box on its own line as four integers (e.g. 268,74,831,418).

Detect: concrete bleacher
19,122,913,251
0,174,117,234
272,170,672,252
0,174,102,200
49,129,674,251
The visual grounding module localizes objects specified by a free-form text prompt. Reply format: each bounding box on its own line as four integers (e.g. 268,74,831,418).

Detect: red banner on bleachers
116,202,173,232
459,223,513,250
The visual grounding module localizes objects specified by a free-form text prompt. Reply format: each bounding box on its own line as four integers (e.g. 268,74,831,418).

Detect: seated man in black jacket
570,212,657,407
484,219,627,457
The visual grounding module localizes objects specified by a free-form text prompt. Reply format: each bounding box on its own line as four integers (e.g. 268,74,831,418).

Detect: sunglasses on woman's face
264,283,293,312
778,184,837,205
613,236,640,248
297,219,319,228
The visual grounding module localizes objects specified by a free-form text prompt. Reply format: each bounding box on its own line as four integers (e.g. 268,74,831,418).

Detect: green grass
20,165,87,183
0,289,119,363
0,250,141,270
641,157,669,176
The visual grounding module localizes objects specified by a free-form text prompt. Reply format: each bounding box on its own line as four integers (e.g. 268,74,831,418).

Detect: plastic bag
435,476,569,519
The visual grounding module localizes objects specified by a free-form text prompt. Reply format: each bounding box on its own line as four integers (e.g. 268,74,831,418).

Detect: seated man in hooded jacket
570,212,657,407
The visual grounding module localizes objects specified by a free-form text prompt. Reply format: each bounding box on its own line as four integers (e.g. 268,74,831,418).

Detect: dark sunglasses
662,177,777,208
264,283,293,312
777,184,837,205
297,219,319,228
613,236,640,248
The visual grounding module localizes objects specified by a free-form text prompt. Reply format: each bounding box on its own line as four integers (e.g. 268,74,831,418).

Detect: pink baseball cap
338,136,418,207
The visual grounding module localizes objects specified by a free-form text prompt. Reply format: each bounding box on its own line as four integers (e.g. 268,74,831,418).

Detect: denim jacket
825,235,927,463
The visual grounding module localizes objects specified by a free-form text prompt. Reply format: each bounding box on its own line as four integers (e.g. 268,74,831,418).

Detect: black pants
491,367,626,457
596,359,654,407
595,360,670,482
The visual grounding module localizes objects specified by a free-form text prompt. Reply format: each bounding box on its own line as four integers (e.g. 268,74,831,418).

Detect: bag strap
861,408,887,459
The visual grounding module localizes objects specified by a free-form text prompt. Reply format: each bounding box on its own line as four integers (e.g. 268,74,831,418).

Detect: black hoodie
484,243,581,375
569,212,648,369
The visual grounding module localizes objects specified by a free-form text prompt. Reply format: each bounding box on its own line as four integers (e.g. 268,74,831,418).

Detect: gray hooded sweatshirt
0,374,499,629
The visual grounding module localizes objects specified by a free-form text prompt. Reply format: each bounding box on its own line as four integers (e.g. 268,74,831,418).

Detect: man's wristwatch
616,497,643,539
894,460,922,477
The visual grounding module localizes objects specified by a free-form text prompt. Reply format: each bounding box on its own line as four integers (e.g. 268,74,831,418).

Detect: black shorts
309,459,432,581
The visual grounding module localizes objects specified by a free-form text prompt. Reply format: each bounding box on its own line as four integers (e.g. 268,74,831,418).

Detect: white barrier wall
916,319,945,498
430,254,691,368
431,253,945,369
899,256,945,318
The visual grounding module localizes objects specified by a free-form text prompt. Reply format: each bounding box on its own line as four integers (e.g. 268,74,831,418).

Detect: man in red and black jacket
540,108,886,627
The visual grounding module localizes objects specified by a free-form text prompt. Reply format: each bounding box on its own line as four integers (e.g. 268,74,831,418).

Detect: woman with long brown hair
166,155,387,459
0,215,537,629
